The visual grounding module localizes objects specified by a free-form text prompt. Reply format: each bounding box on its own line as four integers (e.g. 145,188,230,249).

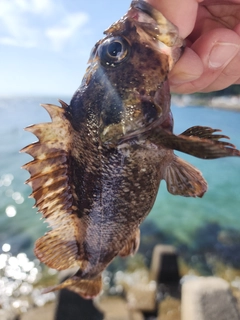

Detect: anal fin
44,272,102,299
119,228,140,257
164,155,207,197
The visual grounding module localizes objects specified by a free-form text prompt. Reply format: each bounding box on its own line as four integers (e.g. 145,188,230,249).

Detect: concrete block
97,296,129,320
150,245,180,285
0,309,18,320
126,281,157,312
20,303,55,320
54,288,103,320
181,276,240,320
130,311,144,320
158,296,181,320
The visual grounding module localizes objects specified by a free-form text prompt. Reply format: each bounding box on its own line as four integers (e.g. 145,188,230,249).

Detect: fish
21,0,240,299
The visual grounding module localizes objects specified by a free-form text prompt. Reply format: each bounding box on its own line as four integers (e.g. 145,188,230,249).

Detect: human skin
146,0,240,94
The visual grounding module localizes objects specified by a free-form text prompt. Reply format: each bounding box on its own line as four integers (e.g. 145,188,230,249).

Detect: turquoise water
149,106,240,243
0,97,240,266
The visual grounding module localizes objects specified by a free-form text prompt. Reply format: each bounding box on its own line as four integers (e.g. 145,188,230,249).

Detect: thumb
170,28,240,93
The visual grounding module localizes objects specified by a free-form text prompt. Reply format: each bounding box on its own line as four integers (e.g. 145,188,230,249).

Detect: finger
146,0,201,38
199,49,240,92
170,28,240,93
169,47,204,91
230,23,240,86
201,0,240,5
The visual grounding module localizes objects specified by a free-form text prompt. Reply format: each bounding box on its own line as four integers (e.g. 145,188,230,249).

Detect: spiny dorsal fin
21,102,80,270
58,99,69,110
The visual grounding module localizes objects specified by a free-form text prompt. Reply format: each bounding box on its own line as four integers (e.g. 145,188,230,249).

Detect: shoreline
172,95,240,112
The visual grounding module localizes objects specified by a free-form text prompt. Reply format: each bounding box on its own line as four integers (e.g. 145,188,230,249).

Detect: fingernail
208,42,239,69
169,72,199,85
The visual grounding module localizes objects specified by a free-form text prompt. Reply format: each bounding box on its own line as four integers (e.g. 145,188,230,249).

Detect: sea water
0,97,240,270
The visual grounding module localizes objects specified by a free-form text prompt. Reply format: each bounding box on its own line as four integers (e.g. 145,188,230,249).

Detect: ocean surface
0,96,240,271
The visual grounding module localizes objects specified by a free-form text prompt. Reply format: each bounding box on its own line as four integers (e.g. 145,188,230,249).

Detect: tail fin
44,271,102,299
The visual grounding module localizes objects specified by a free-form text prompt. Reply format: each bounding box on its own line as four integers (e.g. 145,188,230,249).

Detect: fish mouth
129,0,182,46
128,0,184,69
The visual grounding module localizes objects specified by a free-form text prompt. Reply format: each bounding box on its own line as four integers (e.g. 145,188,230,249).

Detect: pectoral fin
44,272,102,299
180,126,231,141
164,155,207,197
146,126,240,159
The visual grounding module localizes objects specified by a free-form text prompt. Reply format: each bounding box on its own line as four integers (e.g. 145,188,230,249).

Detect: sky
0,0,130,97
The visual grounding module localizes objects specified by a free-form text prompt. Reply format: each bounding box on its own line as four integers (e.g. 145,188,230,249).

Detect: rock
181,276,240,320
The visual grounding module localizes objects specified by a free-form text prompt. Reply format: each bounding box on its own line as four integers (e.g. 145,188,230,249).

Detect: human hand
146,0,240,94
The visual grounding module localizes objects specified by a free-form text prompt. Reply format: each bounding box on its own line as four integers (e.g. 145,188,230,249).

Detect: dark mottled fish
21,0,240,298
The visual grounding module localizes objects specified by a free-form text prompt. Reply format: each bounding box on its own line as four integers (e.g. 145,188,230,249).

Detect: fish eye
98,36,130,67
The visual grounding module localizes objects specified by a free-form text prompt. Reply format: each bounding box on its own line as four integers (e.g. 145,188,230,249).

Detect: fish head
79,0,184,144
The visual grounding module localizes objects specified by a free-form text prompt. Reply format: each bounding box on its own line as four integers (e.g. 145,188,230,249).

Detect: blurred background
1,0,240,319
